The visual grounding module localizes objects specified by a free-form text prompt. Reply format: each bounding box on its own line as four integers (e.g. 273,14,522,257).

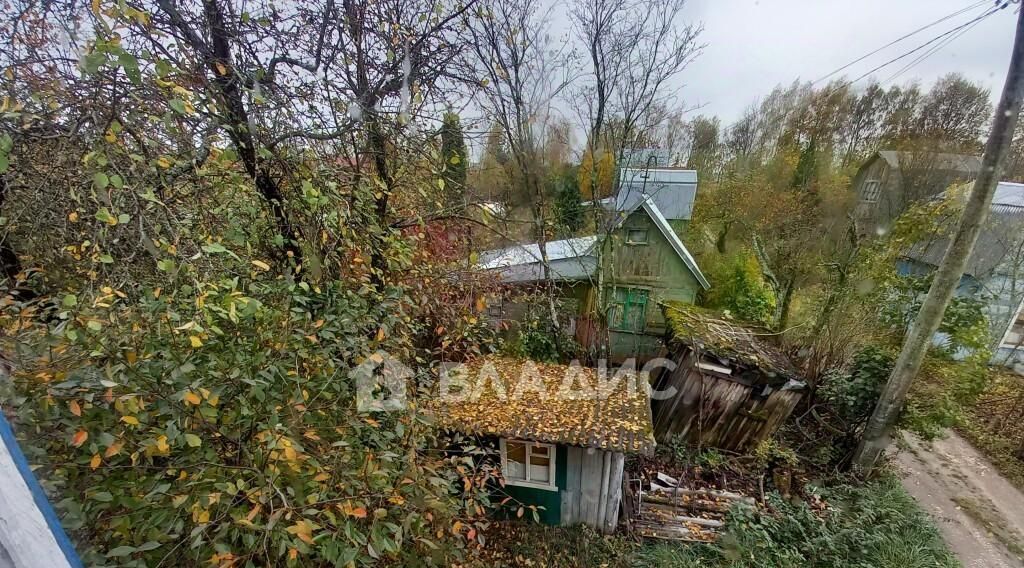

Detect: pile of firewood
632,472,754,542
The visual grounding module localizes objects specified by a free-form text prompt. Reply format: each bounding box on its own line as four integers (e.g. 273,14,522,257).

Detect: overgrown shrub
2,277,491,566
700,252,776,326
636,477,958,568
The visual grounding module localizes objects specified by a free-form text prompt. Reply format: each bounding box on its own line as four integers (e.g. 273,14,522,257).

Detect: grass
469,475,959,568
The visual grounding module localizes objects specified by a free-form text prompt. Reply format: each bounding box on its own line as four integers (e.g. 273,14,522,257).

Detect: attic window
500,439,556,491
861,180,881,203
626,229,649,244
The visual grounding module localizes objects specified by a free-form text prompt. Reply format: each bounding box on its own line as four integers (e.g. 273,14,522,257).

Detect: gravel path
897,431,1024,568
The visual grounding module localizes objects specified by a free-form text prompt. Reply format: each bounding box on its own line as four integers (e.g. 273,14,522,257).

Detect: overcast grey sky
678,0,1017,123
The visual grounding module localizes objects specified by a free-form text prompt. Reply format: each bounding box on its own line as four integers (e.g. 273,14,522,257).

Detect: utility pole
853,2,1024,471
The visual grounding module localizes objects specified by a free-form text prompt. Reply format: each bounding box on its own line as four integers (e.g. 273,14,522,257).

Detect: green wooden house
431,357,656,532
479,185,709,361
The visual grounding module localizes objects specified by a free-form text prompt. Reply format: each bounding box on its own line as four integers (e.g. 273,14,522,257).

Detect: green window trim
610,287,649,332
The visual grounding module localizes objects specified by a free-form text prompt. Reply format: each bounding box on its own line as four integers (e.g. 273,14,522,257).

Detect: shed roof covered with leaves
662,302,801,383
430,357,656,455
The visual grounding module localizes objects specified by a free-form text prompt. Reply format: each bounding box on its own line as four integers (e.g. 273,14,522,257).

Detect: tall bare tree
465,0,574,334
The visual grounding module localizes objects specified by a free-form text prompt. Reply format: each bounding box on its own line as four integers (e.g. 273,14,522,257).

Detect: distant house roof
875,150,982,174
601,167,698,221
904,181,1024,277
477,236,599,283
430,356,656,454
662,302,802,385
478,198,709,289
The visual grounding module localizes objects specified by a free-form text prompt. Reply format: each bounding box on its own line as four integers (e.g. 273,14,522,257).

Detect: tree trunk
853,6,1024,471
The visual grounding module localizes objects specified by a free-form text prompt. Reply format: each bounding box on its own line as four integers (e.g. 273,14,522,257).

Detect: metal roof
606,167,698,221
876,150,982,174
904,182,1024,277
477,236,599,283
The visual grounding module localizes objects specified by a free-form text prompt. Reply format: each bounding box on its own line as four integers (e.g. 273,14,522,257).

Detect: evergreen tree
553,168,584,234
440,112,468,206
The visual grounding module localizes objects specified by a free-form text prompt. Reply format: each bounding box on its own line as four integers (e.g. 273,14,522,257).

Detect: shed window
861,180,881,203
626,229,649,245
500,439,557,491
610,287,649,332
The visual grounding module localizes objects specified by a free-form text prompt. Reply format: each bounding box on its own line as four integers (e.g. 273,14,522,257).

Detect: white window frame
499,438,557,491
861,180,881,203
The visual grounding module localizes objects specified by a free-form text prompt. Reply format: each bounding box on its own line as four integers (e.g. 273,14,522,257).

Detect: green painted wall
501,445,567,525
601,209,702,359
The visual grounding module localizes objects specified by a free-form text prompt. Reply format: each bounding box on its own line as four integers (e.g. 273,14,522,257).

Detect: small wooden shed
651,303,806,452
431,357,656,533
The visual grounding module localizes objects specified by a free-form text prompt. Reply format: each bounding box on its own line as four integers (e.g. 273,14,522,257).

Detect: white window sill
505,479,558,492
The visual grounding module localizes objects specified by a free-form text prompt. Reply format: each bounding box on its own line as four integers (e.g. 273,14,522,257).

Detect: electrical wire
881,5,994,85
812,0,990,85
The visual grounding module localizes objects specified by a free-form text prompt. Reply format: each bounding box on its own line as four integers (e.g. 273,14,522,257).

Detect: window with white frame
500,439,556,490
861,180,881,203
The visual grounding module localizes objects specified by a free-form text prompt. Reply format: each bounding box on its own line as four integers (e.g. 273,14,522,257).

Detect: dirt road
897,431,1024,568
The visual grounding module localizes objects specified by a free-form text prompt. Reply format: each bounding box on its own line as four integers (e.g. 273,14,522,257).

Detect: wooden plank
596,451,611,529
579,449,603,526
603,452,625,534
562,447,584,525
0,412,80,568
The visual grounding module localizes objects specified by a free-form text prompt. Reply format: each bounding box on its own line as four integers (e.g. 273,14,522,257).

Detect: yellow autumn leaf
171,494,188,507
125,351,137,364
215,62,228,75
193,508,210,523
286,520,315,545
156,156,172,169
184,391,201,405
206,393,220,407
189,336,203,348
68,211,79,222
104,130,116,143
153,435,170,455
90,454,101,470
121,415,140,425
68,400,82,416
375,327,386,341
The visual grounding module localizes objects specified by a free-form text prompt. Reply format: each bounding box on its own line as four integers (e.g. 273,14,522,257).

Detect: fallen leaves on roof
662,301,800,382
429,356,655,455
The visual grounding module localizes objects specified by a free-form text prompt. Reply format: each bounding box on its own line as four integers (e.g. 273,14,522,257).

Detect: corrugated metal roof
477,236,599,283
904,182,1024,276
610,167,698,220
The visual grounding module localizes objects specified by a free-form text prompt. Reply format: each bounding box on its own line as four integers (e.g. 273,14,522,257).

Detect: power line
881,6,993,85
812,0,990,85
834,3,1006,90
